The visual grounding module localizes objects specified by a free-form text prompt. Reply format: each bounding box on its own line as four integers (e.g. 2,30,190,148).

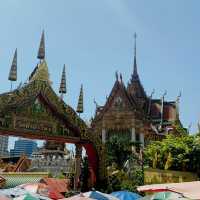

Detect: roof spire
59,64,67,99
132,32,139,80
8,48,17,82
120,73,123,83
115,71,119,81
76,84,84,114
8,48,17,91
37,30,45,60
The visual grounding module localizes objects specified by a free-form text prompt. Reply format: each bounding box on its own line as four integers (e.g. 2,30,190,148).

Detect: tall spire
8,48,17,91
8,48,17,81
76,84,84,114
132,32,139,80
37,30,45,60
59,64,67,99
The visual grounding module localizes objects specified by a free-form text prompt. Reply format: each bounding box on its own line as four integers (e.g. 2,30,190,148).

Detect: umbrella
84,191,119,200
0,187,27,198
111,191,141,200
62,193,96,200
138,195,153,200
139,192,189,200
13,193,39,200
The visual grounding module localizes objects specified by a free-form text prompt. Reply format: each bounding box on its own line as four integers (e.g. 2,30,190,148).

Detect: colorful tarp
111,191,141,200
84,191,119,200
137,181,200,199
63,193,95,200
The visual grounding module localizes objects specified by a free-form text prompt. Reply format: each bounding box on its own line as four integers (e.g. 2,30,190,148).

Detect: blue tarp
84,191,118,200
111,191,141,200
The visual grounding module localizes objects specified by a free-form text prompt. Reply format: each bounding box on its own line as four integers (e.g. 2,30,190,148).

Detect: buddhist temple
91,34,181,147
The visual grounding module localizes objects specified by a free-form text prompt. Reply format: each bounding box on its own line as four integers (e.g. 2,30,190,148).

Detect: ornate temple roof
29,60,51,84
92,72,138,122
0,31,90,143
92,35,179,134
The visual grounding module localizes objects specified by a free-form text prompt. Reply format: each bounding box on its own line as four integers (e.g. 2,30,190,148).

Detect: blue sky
0,0,200,149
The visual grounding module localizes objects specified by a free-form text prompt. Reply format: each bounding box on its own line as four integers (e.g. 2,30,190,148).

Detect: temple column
131,127,136,151
139,133,144,148
74,144,82,191
102,128,106,144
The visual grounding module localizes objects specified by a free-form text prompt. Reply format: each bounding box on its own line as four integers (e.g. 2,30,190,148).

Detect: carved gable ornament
114,96,123,109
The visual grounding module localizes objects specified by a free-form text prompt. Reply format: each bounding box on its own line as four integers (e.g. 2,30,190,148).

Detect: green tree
144,134,200,172
105,135,134,169
104,135,143,192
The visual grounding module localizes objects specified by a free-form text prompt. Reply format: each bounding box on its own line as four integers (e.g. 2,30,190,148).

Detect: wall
144,168,198,184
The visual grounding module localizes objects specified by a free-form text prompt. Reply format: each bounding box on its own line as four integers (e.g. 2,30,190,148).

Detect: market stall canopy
63,193,96,200
111,191,141,200
84,191,119,200
137,181,200,199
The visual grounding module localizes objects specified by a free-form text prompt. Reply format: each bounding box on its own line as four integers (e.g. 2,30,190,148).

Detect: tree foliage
104,135,143,193
144,134,200,173
105,135,133,168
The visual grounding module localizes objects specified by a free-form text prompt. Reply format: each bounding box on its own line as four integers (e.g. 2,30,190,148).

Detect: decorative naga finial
93,98,99,108
162,90,167,98
37,30,45,60
115,71,119,81
176,91,181,102
76,84,84,115
120,73,123,83
176,91,181,120
150,89,155,98
148,89,155,115
8,48,17,91
59,64,67,99
160,90,167,129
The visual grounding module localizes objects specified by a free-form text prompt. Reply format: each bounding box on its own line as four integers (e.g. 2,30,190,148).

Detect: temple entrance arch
0,80,106,188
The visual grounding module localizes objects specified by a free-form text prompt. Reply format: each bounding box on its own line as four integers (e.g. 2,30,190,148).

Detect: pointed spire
59,64,67,95
8,48,17,81
76,84,84,114
176,91,181,120
37,30,45,60
120,73,123,83
115,71,119,81
132,33,139,80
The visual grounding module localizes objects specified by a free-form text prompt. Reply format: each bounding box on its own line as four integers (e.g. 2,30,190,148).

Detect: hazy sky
0,0,200,149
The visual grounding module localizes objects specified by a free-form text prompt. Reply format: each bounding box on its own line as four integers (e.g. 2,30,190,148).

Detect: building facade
10,138,37,158
29,142,74,176
91,36,180,148
0,136,9,157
